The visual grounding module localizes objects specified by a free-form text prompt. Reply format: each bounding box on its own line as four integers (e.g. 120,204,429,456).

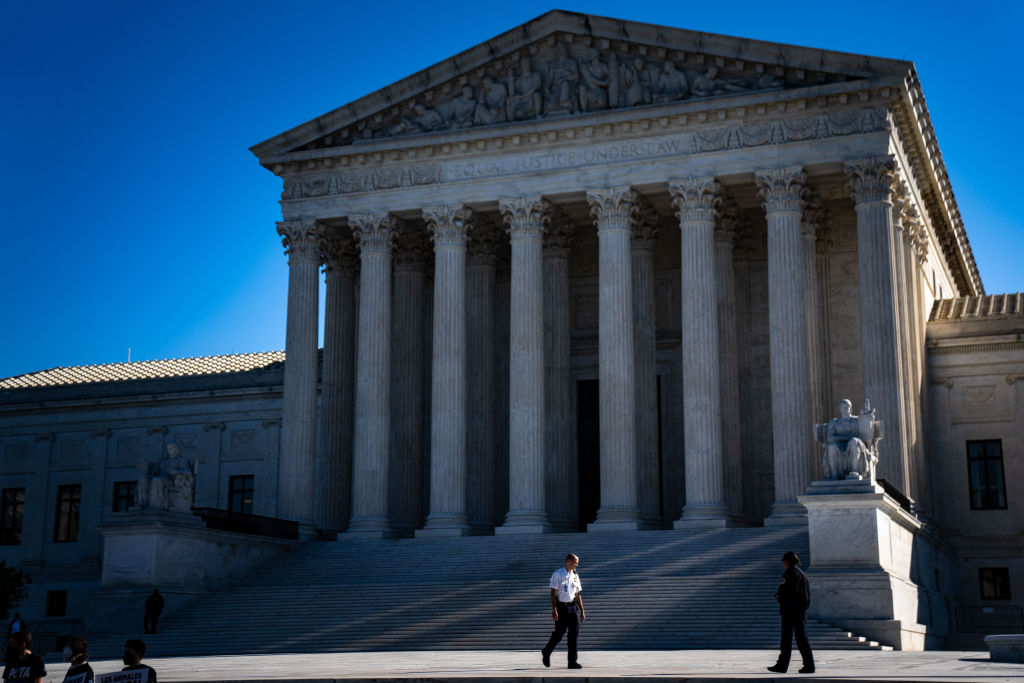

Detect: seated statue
813,399,883,482
132,442,196,512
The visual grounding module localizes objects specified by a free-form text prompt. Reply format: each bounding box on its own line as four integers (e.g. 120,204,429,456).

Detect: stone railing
192,507,299,540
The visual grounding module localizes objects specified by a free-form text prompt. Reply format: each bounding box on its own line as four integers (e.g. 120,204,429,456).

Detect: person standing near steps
541,553,585,669
768,551,815,674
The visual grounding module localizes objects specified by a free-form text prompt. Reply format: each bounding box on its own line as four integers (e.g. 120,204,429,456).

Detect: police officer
768,551,815,674
541,553,585,669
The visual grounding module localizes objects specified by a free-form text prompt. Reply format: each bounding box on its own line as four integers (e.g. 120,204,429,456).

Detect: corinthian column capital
543,217,576,258
632,205,660,251
423,205,473,248
468,219,501,265
669,177,721,224
499,196,550,239
800,196,827,238
716,202,743,245
845,156,897,205
320,225,358,276
393,226,431,271
586,186,638,230
754,166,807,214
349,213,398,254
277,219,320,264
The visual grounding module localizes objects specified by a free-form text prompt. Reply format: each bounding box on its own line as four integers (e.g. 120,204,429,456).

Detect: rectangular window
228,475,254,514
112,481,137,512
45,590,68,617
980,567,1012,600
967,440,1007,510
54,484,81,543
1,488,25,546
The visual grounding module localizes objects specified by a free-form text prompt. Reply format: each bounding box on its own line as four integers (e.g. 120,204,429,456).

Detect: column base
676,504,731,529
764,501,808,527
589,506,643,532
418,513,471,537
497,510,552,534
345,515,393,537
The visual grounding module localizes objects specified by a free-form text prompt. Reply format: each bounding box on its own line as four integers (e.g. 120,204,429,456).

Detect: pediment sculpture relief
300,35,818,151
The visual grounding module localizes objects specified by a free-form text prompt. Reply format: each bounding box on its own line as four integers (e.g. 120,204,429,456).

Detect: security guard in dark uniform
768,551,815,674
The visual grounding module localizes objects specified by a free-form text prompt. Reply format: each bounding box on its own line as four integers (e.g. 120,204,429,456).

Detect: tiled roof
0,351,286,390
929,293,1024,322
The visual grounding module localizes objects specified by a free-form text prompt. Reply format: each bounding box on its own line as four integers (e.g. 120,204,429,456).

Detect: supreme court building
1,11,1021,647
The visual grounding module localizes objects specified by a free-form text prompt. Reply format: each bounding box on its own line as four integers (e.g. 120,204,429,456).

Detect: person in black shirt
3,632,45,683
62,637,93,683
143,590,164,634
122,639,156,683
767,551,815,674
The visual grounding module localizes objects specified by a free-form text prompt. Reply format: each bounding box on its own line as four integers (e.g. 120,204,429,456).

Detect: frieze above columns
277,219,320,264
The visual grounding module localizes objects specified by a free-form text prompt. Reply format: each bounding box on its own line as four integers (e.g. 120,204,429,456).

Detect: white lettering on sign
97,671,147,683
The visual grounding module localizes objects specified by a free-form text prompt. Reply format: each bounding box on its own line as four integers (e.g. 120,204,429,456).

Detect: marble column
891,181,916,499
715,204,744,523
389,227,430,536
586,187,642,530
632,206,662,528
543,217,575,531
347,213,397,535
755,166,812,525
466,221,499,532
497,196,551,534
801,199,829,481
906,208,929,513
845,157,909,492
276,219,320,527
669,178,729,527
420,205,473,536
316,228,357,534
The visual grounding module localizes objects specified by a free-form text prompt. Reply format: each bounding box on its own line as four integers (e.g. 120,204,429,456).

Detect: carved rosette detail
348,214,398,255
754,166,807,214
499,197,550,240
632,205,660,251
393,227,431,270
586,187,638,230
277,219,320,263
669,177,721,224
845,156,897,205
320,225,358,276
423,205,473,248
468,220,501,265
716,202,743,244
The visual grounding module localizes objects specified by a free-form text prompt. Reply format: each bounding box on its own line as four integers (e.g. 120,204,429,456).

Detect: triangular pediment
252,10,910,162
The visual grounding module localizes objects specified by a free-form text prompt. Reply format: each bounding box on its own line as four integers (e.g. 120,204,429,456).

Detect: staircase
90,527,891,656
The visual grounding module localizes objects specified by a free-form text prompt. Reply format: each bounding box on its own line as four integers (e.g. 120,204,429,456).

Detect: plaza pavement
42,649,1020,683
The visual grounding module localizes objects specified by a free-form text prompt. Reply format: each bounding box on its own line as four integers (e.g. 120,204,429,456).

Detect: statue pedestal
798,481,937,650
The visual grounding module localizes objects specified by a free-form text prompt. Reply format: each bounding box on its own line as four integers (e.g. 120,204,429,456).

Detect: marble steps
88,528,885,656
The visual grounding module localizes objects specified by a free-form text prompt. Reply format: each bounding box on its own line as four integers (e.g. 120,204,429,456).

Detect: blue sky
2,0,1021,380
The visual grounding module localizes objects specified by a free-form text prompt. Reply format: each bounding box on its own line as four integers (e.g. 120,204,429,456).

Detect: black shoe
568,662,582,669
767,664,787,673
541,652,550,668
799,665,815,673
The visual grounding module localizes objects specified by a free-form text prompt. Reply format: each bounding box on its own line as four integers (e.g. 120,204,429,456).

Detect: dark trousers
776,611,814,669
542,603,580,664
144,612,160,634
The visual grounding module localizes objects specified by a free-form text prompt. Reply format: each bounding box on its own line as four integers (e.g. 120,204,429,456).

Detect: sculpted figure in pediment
449,85,478,129
390,103,445,136
508,57,544,120
474,76,509,125
578,48,611,112
546,43,580,114
758,72,783,89
620,56,653,107
652,60,689,103
691,65,747,97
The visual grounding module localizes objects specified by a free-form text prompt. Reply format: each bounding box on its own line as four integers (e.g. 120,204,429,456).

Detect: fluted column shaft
801,204,828,480
755,167,812,523
390,231,429,535
632,213,661,527
419,206,472,535
466,228,498,531
586,187,642,530
670,179,728,526
348,214,397,535
317,232,357,533
845,157,908,491
497,197,550,533
276,220,320,526
892,189,915,497
714,211,743,521
543,223,574,531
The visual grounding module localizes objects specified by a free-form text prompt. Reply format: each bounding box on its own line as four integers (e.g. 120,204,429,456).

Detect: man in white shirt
541,553,586,669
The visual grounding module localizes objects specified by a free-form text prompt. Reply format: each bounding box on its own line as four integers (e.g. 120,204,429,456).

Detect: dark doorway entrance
576,379,600,530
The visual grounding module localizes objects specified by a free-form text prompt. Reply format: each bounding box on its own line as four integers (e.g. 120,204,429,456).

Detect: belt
558,600,576,607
